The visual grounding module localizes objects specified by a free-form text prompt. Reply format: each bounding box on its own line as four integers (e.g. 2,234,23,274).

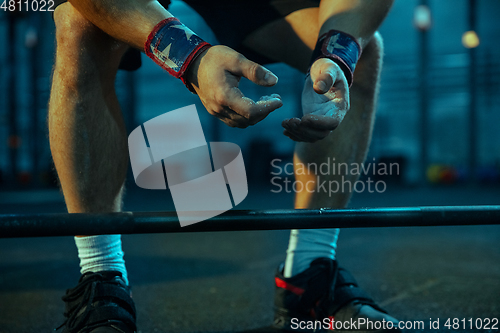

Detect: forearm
318,0,394,48
67,0,172,49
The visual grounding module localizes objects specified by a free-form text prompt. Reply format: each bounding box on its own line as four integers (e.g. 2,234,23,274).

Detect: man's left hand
282,58,350,142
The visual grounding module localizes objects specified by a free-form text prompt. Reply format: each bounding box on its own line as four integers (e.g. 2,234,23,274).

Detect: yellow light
462,30,480,48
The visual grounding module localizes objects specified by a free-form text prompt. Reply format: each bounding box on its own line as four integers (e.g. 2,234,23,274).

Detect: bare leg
48,10,134,333
49,3,129,214
244,8,383,278
241,10,400,331
294,35,382,209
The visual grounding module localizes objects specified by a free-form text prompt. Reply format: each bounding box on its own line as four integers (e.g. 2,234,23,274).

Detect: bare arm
318,0,394,48
66,0,283,128
67,0,172,49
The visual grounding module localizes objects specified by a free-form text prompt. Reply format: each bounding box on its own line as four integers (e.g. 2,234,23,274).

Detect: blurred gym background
0,1,499,332
1,0,500,191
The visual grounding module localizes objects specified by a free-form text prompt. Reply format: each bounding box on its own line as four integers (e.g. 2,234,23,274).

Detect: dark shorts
54,0,320,70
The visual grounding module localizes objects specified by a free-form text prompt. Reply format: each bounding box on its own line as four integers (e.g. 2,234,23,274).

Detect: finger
282,119,317,142
296,125,331,141
207,108,230,120
284,117,301,132
310,58,341,94
211,111,237,128
250,94,283,124
283,129,306,142
300,114,340,131
285,129,318,143
281,118,300,132
288,125,325,142
234,56,278,87
208,106,248,128
225,88,283,124
310,58,349,94
286,117,331,141
223,118,246,128
221,107,254,128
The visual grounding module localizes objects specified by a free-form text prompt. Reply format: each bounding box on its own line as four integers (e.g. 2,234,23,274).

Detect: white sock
283,228,339,278
75,234,128,285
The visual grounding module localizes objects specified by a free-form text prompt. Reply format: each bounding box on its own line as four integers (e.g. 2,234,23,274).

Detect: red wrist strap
145,18,211,93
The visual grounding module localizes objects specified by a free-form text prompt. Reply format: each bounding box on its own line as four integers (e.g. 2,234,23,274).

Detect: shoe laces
321,259,337,316
55,272,107,332
306,259,337,319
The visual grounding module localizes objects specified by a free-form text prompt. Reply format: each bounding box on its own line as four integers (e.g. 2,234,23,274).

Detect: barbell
1,205,499,238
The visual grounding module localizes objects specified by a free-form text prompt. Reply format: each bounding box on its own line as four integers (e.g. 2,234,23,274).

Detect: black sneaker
56,271,137,333
273,258,401,332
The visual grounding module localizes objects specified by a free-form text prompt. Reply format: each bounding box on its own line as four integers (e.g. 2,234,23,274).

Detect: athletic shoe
56,271,137,333
273,258,401,332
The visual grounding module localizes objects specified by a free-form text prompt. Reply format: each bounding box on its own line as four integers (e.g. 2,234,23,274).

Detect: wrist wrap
145,18,211,92
310,30,361,87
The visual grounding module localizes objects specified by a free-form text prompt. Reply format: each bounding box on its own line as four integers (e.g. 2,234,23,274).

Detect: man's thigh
183,0,320,69
241,6,320,73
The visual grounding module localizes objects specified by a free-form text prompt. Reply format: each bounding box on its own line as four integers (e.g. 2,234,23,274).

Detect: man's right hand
185,45,283,128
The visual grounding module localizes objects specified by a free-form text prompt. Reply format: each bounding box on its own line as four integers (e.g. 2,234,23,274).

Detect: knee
53,3,119,54
350,31,384,97
368,31,384,55
53,3,127,84
360,31,384,62
355,31,384,73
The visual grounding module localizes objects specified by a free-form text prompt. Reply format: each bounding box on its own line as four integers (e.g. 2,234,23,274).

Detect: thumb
237,58,278,87
310,58,343,94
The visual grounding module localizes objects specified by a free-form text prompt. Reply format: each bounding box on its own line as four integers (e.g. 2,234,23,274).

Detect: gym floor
0,183,499,332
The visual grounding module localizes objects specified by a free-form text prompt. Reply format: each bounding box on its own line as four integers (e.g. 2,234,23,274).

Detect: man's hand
185,45,283,128
282,58,350,142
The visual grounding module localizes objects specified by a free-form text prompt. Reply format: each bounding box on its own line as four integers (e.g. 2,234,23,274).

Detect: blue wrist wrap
310,30,361,87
